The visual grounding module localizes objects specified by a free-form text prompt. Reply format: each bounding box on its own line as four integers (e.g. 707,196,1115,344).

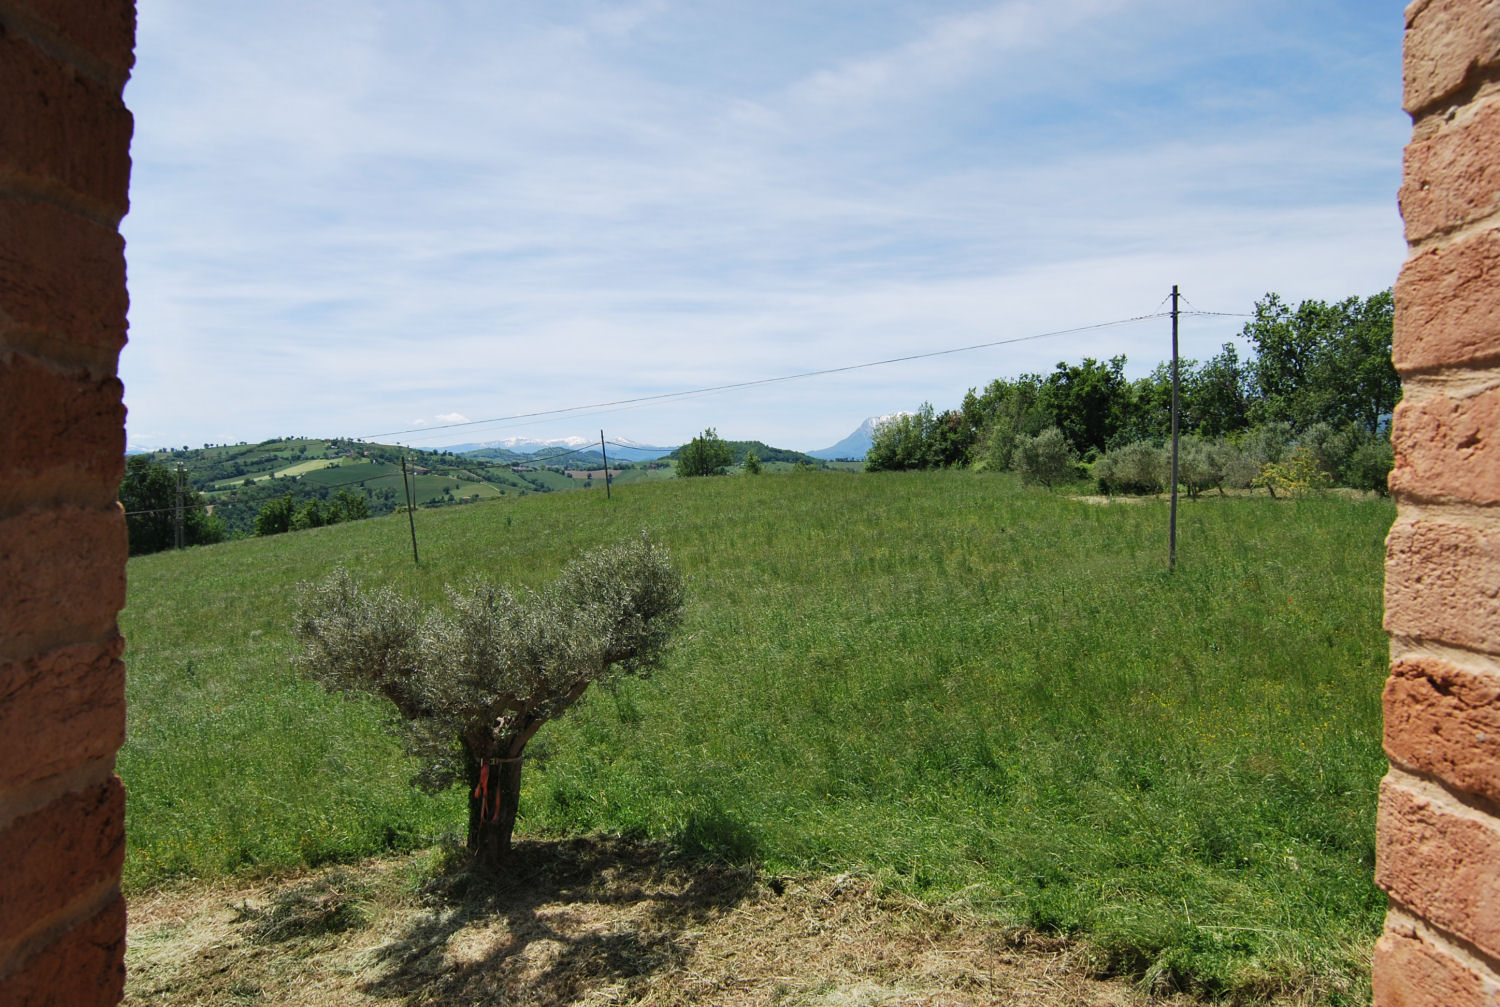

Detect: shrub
1239,421,1293,468
1252,446,1332,498
1346,437,1394,496
1176,437,1222,499
1212,439,1259,490
1015,427,1077,488
1094,440,1166,495
975,416,1021,472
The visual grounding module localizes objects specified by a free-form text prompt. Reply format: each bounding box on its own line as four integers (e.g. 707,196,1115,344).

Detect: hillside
136,437,603,536
664,438,824,467
120,471,1392,1001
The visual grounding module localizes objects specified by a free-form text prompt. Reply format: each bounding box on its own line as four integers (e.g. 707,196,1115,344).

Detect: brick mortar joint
1389,500,1500,532
1395,368,1500,399
0,878,120,985
1404,210,1500,256
0,326,126,377
1390,636,1500,676
0,759,116,834
1407,59,1500,126
1386,902,1500,984
1384,763,1500,827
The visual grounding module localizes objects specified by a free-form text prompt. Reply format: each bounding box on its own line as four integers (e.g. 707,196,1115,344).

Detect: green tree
741,450,762,475
332,489,370,522
292,535,685,864
1243,291,1398,432
291,499,328,531
865,405,942,472
118,456,224,556
1037,356,1131,457
1190,343,1253,437
677,428,734,477
255,493,296,536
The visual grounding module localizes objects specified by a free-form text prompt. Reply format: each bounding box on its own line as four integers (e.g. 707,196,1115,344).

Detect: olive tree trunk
466,754,525,865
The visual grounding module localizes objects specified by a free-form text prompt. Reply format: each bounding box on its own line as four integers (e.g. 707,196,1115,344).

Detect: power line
358,309,1178,441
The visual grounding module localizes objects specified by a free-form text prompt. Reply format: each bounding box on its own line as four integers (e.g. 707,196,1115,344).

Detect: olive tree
1014,426,1077,488
292,534,685,864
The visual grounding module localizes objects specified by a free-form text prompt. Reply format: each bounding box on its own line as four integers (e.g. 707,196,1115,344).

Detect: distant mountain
448,436,674,463
807,414,909,461
445,436,592,455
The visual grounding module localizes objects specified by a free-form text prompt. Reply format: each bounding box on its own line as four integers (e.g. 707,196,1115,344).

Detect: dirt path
125,838,1203,1007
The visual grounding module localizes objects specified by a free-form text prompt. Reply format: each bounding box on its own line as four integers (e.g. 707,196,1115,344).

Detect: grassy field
120,470,1392,1002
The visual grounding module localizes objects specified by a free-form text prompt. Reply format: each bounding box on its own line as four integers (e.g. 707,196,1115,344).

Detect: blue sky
121,0,1410,452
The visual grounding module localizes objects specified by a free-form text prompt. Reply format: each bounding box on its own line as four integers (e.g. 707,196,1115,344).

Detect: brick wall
0,2,134,1005
1377,1,1500,1002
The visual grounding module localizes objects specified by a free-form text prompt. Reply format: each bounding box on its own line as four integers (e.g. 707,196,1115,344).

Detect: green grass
120,470,1392,1002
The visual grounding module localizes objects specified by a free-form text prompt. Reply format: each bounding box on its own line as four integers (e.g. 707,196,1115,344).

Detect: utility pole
400,453,419,564
174,463,185,550
600,430,611,500
1169,284,1180,570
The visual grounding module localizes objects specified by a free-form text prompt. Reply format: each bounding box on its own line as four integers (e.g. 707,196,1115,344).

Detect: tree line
119,455,377,556
867,291,1399,495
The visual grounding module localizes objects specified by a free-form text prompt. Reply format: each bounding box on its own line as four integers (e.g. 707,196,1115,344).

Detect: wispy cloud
121,0,1407,451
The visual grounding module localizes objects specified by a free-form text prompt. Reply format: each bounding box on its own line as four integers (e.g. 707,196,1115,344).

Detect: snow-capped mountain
444,435,674,462
807,413,911,461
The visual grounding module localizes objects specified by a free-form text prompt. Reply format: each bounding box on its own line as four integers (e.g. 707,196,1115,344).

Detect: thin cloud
120,0,1407,451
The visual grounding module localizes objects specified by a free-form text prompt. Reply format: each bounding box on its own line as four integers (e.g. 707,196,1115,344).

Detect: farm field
120,470,1392,1003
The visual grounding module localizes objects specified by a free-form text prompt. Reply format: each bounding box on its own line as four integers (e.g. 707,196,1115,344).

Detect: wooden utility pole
1169,285,1180,570
174,463,185,550
401,453,419,564
600,430,611,500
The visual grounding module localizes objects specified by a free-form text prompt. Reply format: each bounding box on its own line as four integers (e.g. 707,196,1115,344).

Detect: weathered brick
1395,228,1500,371
1386,517,1500,654
9,0,136,77
0,351,125,511
0,31,133,219
1374,922,1500,1007
1377,776,1500,960
1405,0,1500,115
1402,94,1500,242
0,894,124,1007
1385,657,1500,801
0,198,128,356
0,779,123,946
1390,384,1500,504
0,639,123,792
0,506,125,660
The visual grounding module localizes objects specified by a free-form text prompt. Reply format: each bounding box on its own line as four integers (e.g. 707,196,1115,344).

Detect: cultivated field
121,470,1393,1003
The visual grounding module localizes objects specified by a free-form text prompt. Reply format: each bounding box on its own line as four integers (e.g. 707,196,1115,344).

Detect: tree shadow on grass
361,835,760,1006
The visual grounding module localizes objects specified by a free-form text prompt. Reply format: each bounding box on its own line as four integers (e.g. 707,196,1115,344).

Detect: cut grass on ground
124,840,1206,1007
121,470,1392,1003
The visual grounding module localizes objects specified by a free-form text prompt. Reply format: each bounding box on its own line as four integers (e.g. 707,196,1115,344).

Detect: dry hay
125,838,1203,1007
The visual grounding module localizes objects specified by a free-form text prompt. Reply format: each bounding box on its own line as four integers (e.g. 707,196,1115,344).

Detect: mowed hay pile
125,839,1199,1006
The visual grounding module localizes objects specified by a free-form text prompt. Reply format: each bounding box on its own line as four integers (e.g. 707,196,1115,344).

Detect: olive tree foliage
292,534,685,864
1013,427,1077,488
1093,440,1167,496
